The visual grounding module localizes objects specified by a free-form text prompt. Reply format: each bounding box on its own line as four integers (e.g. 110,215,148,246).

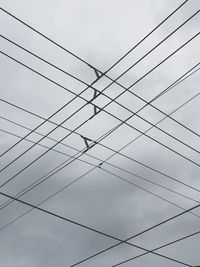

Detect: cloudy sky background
0,0,200,266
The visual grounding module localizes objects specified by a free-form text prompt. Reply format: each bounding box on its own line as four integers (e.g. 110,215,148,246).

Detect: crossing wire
1,3,199,141
0,63,200,195
0,90,200,235
0,95,199,208
0,31,200,191
1,64,200,210
1,9,200,153
0,189,199,267
112,229,200,267
51,96,200,266
0,1,198,266
0,0,189,79
0,123,199,216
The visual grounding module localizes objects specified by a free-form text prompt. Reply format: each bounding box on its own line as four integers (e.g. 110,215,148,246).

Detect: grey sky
0,0,200,266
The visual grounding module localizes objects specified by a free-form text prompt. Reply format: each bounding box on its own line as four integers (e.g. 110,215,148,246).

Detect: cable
1,88,200,195
1,9,200,148
1,57,200,198
0,122,199,214
70,199,200,266
0,0,189,77
1,5,199,142
112,229,200,266
0,189,198,267
1,32,200,157
1,89,200,233
1,31,200,189
0,117,198,205
0,8,198,164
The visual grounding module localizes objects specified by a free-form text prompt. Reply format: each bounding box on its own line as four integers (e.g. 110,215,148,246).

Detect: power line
1,4,199,142
1,89,200,234
1,31,200,189
0,86,200,195
0,1,198,266
1,63,200,205
0,121,199,215
112,229,200,266
0,190,198,267
70,199,200,266
1,9,200,147
0,0,189,77
0,7,199,164
0,118,198,206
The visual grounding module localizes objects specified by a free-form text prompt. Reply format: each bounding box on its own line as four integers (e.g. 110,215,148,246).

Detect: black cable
0,0,189,77
1,5,199,142
1,66,200,228
112,229,200,266
1,89,200,234
1,118,198,206
70,200,200,267
1,31,200,188
1,87,200,195
0,6,198,165
0,189,198,267
0,53,101,160
1,30,200,158
1,9,199,150
1,122,199,215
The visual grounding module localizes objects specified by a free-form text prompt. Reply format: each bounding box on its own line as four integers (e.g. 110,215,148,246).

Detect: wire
1,88,200,195
0,189,198,267
1,5,199,142
1,31,200,190
0,0,189,77
112,229,200,266
0,119,198,206
1,90,200,234
0,121,199,214
0,7,198,164
1,9,200,148
1,61,200,212
69,199,200,266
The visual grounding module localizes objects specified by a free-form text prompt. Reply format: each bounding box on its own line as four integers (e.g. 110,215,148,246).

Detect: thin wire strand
1,90,200,234
1,32,200,189
0,85,200,195
112,230,200,267
1,9,199,151
0,116,198,205
1,5,199,141
0,0,189,76
0,189,198,267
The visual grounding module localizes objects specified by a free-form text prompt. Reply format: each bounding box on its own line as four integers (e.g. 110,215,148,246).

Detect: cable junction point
81,135,96,153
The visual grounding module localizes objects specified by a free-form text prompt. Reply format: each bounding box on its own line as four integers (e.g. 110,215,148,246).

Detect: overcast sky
0,0,200,266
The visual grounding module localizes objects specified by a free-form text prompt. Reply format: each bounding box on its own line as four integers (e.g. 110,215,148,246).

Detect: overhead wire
1,62,200,208
0,1,199,266
0,31,200,191
0,3,199,264
0,89,200,234
0,64,200,195
0,0,189,79
51,86,200,267
112,229,200,267
0,3,199,142
0,189,199,267
0,112,199,206
1,10,200,156
0,5,199,166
